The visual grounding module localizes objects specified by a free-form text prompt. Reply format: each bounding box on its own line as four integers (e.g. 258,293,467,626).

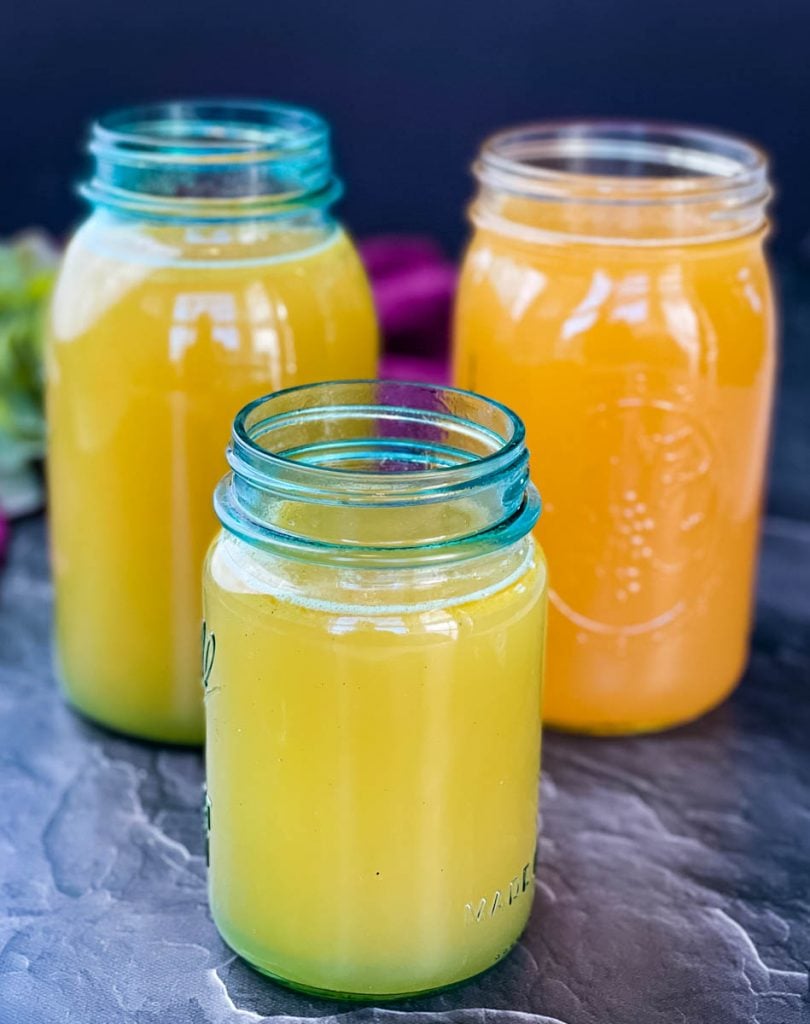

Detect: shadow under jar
454,121,777,734
203,381,547,998
47,100,377,743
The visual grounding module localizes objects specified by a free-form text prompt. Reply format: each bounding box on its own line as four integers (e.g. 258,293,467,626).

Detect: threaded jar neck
471,120,771,246
215,380,541,567
82,100,341,221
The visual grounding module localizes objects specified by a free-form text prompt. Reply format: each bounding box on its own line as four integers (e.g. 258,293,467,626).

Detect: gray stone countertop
0,515,808,1024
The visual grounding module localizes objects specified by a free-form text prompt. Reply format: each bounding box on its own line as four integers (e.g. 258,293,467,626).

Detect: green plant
0,233,58,516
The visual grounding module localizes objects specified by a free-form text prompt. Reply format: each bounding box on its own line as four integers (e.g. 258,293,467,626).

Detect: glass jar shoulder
203,533,546,640
456,230,774,367
460,226,772,286
53,212,369,288
49,212,376,350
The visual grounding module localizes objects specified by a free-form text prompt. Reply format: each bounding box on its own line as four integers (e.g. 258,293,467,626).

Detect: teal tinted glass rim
80,99,342,220
91,99,328,157
214,380,541,567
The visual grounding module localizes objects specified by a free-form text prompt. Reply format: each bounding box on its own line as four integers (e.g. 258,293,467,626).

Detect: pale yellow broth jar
47,101,377,742
203,381,548,998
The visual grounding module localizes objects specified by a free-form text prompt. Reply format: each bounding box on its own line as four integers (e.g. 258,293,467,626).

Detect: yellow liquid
455,211,775,733
47,220,377,743
203,534,547,997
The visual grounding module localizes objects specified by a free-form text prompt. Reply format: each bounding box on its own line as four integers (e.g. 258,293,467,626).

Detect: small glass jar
454,121,776,734
47,101,377,743
203,381,547,998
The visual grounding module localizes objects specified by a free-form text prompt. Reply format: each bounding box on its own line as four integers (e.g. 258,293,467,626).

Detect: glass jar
203,381,547,998
454,121,776,734
47,101,377,743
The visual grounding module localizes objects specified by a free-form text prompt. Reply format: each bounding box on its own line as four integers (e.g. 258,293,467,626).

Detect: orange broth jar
454,121,777,734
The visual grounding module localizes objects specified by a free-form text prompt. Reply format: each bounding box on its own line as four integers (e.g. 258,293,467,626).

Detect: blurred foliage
0,233,58,516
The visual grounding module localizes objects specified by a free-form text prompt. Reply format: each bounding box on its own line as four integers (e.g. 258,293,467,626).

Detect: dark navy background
2,0,810,256
3,0,808,519
0,14,809,1020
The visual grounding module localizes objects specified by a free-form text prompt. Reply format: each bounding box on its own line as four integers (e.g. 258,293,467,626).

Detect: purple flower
359,236,456,367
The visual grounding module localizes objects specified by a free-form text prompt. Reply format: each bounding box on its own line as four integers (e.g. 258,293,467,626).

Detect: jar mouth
92,100,327,160
477,120,768,197
215,380,540,566
82,99,341,219
473,119,771,244
232,380,526,493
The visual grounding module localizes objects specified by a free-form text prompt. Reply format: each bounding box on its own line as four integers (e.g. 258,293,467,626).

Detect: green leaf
0,231,58,517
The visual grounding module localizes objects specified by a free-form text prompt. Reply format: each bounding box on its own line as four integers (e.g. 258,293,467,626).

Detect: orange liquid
47,219,377,742
454,208,776,732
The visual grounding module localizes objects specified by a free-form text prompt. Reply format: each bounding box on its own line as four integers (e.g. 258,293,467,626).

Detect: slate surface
2,260,810,1024
1,512,808,1024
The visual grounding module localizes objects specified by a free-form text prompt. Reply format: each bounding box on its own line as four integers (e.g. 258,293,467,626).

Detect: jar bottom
212,905,531,1001
235,957,492,1003
63,691,204,745
56,665,204,745
543,668,744,737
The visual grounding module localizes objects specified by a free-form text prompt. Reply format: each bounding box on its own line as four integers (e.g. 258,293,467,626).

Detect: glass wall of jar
454,121,776,734
203,381,547,997
47,101,378,742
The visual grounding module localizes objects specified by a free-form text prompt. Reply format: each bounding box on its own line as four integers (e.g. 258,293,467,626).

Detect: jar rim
215,380,541,567
472,119,771,245
475,119,769,201
231,379,526,491
90,99,328,163
81,98,341,219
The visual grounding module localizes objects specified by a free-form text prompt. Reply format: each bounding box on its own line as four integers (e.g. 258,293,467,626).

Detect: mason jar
47,101,377,743
454,121,776,734
203,380,547,997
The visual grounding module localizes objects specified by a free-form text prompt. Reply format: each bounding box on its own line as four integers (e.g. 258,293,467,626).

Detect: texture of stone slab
0,516,808,1024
